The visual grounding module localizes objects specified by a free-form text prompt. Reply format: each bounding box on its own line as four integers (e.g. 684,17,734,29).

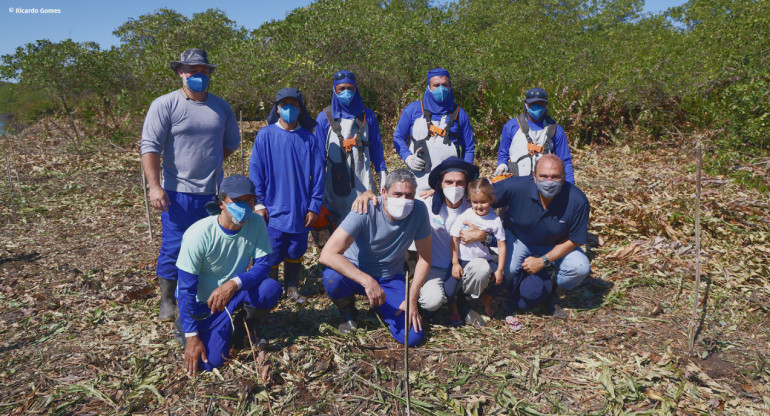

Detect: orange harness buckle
428,124,447,137
342,137,358,152
527,143,544,155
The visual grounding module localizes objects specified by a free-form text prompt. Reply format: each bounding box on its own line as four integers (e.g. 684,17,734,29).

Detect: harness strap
511,113,558,176
323,106,368,151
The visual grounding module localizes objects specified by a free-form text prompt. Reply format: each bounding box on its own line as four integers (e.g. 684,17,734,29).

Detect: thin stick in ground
239,111,245,176
688,140,703,353
5,150,14,214
141,167,154,241
404,270,411,416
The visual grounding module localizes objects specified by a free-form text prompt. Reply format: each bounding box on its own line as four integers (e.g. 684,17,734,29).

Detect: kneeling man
175,175,282,374
319,169,432,346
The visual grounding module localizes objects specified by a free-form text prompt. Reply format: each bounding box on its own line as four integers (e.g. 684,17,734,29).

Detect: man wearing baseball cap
174,175,282,374
495,87,575,184
141,48,241,323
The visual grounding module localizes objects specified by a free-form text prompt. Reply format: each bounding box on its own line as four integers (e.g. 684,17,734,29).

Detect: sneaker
338,319,358,334
464,309,486,327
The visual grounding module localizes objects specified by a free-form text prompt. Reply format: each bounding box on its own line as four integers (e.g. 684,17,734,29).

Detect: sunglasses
333,71,356,81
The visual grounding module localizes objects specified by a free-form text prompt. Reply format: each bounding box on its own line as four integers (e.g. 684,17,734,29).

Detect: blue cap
525,87,548,104
220,175,255,199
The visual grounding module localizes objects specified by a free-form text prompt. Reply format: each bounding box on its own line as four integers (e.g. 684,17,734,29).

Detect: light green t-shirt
176,214,272,303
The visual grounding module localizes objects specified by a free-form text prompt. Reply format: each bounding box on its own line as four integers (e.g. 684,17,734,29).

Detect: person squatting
145,49,591,373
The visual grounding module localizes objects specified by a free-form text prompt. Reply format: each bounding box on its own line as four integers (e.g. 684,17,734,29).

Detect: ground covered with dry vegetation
0,122,768,415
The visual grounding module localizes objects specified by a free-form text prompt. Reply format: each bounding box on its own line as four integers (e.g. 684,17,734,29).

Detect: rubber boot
332,296,358,334
173,316,185,346
232,306,270,350
284,261,308,305
158,277,178,322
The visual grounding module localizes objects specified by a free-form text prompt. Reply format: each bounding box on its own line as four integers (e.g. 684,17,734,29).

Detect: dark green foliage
0,0,767,178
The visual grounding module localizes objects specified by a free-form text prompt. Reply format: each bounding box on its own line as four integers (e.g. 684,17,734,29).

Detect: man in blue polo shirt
461,154,590,317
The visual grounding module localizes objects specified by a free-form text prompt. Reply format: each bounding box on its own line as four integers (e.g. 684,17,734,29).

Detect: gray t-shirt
141,89,240,194
340,196,431,278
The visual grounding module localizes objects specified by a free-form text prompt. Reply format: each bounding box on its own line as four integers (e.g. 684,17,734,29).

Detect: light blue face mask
527,104,547,121
431,85,450,103
279,103,299,123
336,89,355,107
225,201,252,224
185,73,209,93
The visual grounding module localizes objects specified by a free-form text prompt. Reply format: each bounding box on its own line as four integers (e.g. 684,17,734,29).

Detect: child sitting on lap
450,178,507,319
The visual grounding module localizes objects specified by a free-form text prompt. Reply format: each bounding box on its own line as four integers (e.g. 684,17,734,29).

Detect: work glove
405,154,426,171
494,164,509,176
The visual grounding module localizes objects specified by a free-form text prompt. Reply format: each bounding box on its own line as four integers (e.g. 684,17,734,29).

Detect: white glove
405,154,426,171
494,164,509,176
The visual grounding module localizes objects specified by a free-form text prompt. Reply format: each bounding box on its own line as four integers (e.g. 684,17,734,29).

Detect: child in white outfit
450,178,507,318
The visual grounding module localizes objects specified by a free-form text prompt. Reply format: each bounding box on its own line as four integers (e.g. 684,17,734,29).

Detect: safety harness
323,106,368,193
420,99,461,141
510,113,557,176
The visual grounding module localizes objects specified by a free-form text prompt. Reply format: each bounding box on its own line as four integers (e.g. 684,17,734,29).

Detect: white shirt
450,208,506,261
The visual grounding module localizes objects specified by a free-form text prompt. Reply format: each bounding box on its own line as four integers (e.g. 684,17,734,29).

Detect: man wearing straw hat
141,48,240,323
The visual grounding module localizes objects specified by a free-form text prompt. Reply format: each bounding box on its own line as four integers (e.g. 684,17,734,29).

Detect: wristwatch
541,256,553,269
484,232,494,246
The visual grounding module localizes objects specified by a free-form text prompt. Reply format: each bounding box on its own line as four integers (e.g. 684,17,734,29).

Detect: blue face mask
225,201,252,224
185,73,209,93
431,85,450,103
336,89,355,107
527,104,547,121
279,104,299,123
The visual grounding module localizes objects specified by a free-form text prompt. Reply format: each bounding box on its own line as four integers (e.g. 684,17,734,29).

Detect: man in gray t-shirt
319,169,432,346
140,48,240,322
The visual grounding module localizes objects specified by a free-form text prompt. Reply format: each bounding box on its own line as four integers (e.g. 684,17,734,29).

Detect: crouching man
174,175,282,374
319,169,432,346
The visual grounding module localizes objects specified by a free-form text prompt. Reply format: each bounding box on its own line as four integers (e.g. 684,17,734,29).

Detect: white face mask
385,195,414,220
443,186,465,205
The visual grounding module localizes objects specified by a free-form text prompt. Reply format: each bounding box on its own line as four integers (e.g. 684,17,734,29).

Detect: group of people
140,49,591,374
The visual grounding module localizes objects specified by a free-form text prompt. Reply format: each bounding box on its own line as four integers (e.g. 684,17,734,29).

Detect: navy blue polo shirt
493,176,589,246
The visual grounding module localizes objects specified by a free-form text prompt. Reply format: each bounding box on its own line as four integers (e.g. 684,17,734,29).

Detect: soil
0,122,768,415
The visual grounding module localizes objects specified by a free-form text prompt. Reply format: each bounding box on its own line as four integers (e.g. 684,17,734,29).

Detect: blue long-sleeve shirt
177,255,271,335
392,101,475,163
249,123,324,233
314,108,387,172
497,117,575,184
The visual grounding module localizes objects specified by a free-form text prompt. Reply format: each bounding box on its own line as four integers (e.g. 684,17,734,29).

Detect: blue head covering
427,156,479,215
511,269,554,310
330,70,365,119
267,87,318,131
422,67,455,116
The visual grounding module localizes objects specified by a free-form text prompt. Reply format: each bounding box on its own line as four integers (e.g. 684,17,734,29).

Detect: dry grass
0,122,768,415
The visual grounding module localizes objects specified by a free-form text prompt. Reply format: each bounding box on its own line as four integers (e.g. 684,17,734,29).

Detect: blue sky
0,0,687,58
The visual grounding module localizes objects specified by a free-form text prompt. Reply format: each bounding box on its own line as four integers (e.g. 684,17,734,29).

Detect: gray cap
170,48,217,74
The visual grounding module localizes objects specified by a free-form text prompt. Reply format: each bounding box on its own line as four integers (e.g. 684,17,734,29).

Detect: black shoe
332,296,358,334
232,306,271,350
548,293,568,319
158,277,178,322
286,286,308,305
